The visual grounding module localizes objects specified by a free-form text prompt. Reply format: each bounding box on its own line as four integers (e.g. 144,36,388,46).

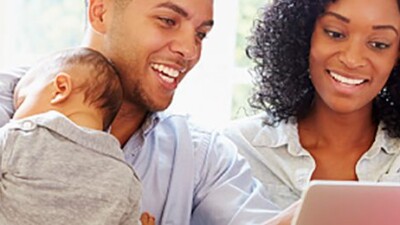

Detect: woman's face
309,0,400,115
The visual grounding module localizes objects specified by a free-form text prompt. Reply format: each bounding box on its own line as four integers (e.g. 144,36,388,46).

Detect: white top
223,113,400,209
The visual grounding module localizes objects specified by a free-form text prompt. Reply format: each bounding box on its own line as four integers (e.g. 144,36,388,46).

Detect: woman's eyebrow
321,11,350,23
322,11,398,36
372,25,398,36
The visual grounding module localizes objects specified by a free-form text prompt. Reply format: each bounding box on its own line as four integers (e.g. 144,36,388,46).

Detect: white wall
169,0,241,129
0,0,246,129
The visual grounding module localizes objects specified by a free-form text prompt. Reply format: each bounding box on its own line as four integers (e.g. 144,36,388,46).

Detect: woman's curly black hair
247,0,400,137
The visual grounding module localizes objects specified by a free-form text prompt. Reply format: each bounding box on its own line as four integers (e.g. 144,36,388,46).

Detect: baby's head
13,47,123,130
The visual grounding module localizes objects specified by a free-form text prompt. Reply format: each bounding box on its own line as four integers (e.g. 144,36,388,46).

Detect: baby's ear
50,73,72,105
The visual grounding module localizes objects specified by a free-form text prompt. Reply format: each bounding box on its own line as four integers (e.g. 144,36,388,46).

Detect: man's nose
169,31,199,61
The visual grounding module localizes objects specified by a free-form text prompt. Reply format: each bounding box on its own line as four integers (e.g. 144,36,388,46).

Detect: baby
0,47,150,225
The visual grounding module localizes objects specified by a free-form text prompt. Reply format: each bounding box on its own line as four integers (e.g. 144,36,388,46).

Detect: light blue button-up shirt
0,68,280,225
223,113,400,209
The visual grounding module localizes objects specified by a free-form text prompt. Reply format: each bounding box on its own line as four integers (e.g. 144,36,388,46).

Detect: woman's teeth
329,71,365,85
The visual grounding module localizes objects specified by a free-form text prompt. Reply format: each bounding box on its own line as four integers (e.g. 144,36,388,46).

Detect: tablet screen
292,180,400,225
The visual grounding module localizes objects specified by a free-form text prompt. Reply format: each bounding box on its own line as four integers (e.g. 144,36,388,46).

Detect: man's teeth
160,75,174,83
152,64,180,78
329,71,365,85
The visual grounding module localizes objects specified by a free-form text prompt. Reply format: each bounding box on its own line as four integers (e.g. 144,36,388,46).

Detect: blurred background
0,0,270,129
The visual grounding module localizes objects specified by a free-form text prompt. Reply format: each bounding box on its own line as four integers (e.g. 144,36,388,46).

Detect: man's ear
88,0,109,34
50,73,72,105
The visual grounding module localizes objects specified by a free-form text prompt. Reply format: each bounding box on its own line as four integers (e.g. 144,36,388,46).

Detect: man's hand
265,201,301,225
140,212,155,225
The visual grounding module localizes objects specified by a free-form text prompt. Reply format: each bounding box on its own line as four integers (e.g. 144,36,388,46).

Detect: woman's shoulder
223,113,294,145
225,113,267,134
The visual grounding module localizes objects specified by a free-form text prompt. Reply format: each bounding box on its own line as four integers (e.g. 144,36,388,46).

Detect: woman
224,0,400,212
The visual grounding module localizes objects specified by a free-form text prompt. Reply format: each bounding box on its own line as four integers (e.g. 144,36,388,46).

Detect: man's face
102,0,214,112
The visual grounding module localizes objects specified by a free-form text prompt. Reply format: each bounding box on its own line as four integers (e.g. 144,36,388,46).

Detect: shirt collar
363,123,399,158
140,112,160,136
251,118,397,157
252,118,295,148
141,111,185,136
15,110,124,160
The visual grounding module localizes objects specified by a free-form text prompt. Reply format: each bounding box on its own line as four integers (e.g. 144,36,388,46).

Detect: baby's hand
140,212,155,225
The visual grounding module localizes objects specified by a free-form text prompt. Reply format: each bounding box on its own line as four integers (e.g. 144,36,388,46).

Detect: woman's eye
369,41,390,50
159,17,176,26
323,28,345,39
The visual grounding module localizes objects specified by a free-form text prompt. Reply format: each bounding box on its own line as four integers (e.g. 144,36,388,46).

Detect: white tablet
292,180,400,225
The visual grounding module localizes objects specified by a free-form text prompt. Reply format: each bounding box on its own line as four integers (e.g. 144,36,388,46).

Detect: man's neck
81,29,105,54
111,103,148,146
82,31,150,145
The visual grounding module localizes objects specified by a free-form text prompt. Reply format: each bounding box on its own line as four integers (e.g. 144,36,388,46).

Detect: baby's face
13,76,53,120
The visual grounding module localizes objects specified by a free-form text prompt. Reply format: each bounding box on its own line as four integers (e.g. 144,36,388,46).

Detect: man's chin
147,98,174,112
150,103,172,112
125,93,173,113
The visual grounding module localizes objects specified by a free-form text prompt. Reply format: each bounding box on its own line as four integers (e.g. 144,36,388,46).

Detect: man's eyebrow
156,2,189,18
155,2,214,28
321,11,350,23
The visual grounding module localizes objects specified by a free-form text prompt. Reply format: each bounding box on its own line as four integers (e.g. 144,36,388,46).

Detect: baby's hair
21,47,123,130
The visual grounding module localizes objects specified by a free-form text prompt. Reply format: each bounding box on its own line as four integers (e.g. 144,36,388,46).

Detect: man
0,0,279,224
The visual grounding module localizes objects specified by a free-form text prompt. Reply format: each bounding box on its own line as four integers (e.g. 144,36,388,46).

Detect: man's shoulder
0,66,29,81
157,111,215,136
0,66,29,127
155,111,233,152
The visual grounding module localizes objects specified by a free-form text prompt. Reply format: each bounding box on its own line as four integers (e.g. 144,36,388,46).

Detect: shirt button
20,120,36,131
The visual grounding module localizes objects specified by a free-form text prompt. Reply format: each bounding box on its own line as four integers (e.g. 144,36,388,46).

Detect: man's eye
159,17,176,26
196,32,207,41
369,41,390,50
323,28,345,39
